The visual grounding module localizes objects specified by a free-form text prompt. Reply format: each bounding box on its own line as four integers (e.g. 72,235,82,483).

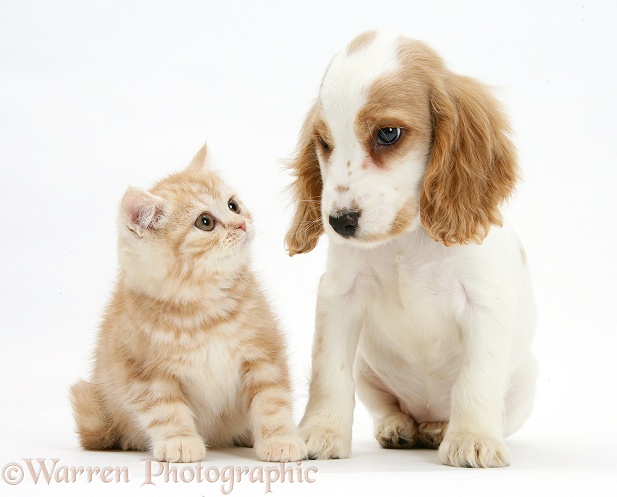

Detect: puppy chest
359,309,463,423
362,298,463,368
362,259,461,344
359,266,464,418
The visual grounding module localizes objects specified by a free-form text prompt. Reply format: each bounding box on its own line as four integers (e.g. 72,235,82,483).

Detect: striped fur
70,145,307,463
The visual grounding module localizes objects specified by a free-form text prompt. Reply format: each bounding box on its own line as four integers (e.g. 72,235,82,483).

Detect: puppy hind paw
375,412,418,449
417,420,449,449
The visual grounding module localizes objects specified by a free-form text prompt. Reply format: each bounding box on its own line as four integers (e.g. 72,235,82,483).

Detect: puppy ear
285,104,324,256
186,142,208,173
121,187,169,237
421,74,518,245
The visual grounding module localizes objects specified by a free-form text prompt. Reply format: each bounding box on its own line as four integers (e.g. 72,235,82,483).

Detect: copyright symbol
2,463,24,485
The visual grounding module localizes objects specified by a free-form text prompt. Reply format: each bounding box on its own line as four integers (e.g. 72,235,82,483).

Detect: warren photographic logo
2,458,318,494
1,459,129,485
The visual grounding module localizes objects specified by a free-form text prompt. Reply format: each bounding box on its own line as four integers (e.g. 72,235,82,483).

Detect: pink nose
237,221,246,232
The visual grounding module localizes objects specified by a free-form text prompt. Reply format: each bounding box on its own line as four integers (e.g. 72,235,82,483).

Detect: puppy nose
329,210,360,238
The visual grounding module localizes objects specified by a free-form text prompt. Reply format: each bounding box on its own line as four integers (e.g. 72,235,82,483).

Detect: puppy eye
228,198,240,213
376,127,402,145
317,136,331,152
195,212,215,231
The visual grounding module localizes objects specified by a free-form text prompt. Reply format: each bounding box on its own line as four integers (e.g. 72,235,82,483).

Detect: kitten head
118,144,254,301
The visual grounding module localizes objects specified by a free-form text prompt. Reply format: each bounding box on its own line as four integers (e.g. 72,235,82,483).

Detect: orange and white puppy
286,31,537,468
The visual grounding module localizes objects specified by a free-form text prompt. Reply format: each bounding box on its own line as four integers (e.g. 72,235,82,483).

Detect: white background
1,1,616,496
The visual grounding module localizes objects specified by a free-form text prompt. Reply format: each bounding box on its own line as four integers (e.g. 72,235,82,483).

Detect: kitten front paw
375,412,418,449
438,432,511,468
299,424,351,459
255,433,308,462
152,435,206,463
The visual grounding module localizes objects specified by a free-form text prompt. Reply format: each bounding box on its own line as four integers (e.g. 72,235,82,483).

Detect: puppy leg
299,275,364,459
355,356,418,449
504,355,538,437
438,297,513,468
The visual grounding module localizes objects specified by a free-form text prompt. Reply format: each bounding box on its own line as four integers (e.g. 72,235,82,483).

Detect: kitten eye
195,212,215,231
317,136,331,152
228,198,240,213
376,127,402,146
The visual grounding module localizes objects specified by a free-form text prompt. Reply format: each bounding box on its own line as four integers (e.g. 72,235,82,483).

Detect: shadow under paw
379,433,416,449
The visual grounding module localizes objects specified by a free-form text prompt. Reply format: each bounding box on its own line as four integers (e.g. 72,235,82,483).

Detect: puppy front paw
438,432,511,468
299,424,351,459
375,412,418,449
255,433,308,462
152,435,206,463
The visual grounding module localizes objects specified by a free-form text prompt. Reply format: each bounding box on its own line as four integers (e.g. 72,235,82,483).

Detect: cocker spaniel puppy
286,30,537,468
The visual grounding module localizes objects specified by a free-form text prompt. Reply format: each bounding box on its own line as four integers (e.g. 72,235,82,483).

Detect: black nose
329,211,360,238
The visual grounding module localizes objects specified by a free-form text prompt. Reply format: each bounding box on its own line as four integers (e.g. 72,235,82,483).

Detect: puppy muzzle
328,210,360,238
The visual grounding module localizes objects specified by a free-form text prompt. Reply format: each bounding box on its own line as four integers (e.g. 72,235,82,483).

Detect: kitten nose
329,210,359,238
237,221,246,232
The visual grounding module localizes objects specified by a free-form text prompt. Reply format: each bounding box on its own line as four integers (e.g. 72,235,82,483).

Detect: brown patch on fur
355,73,432,170
391,40,519,246
285,104,325,255
361,198,418,244
357,38,518,244
335,185,350,193
354,40,433,171
388,198,418,237
286,36,517,253
346,30,378,55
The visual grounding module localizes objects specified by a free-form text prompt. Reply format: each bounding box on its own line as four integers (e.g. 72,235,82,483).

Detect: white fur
298,31,538,468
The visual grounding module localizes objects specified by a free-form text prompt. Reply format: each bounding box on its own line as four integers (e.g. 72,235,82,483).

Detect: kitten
70,145,307,463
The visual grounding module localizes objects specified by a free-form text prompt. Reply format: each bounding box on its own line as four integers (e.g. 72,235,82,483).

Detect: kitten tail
70,380,118,450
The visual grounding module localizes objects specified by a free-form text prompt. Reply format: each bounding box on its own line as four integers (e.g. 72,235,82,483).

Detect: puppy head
285,31,518,254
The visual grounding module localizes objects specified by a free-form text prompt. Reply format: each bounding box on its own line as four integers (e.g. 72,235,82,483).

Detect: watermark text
1,459,318,494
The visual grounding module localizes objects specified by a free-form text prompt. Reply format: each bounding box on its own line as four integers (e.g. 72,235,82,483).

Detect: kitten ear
186,142,208,173
121,187,169,237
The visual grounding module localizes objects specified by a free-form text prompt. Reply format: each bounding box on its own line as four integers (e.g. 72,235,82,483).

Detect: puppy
285,30,537,468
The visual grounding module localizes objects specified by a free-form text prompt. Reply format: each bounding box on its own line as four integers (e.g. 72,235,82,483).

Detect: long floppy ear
285,104,324,256
421,73,519,246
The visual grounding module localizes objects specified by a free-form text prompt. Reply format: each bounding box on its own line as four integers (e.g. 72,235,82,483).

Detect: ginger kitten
70,145,307,463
